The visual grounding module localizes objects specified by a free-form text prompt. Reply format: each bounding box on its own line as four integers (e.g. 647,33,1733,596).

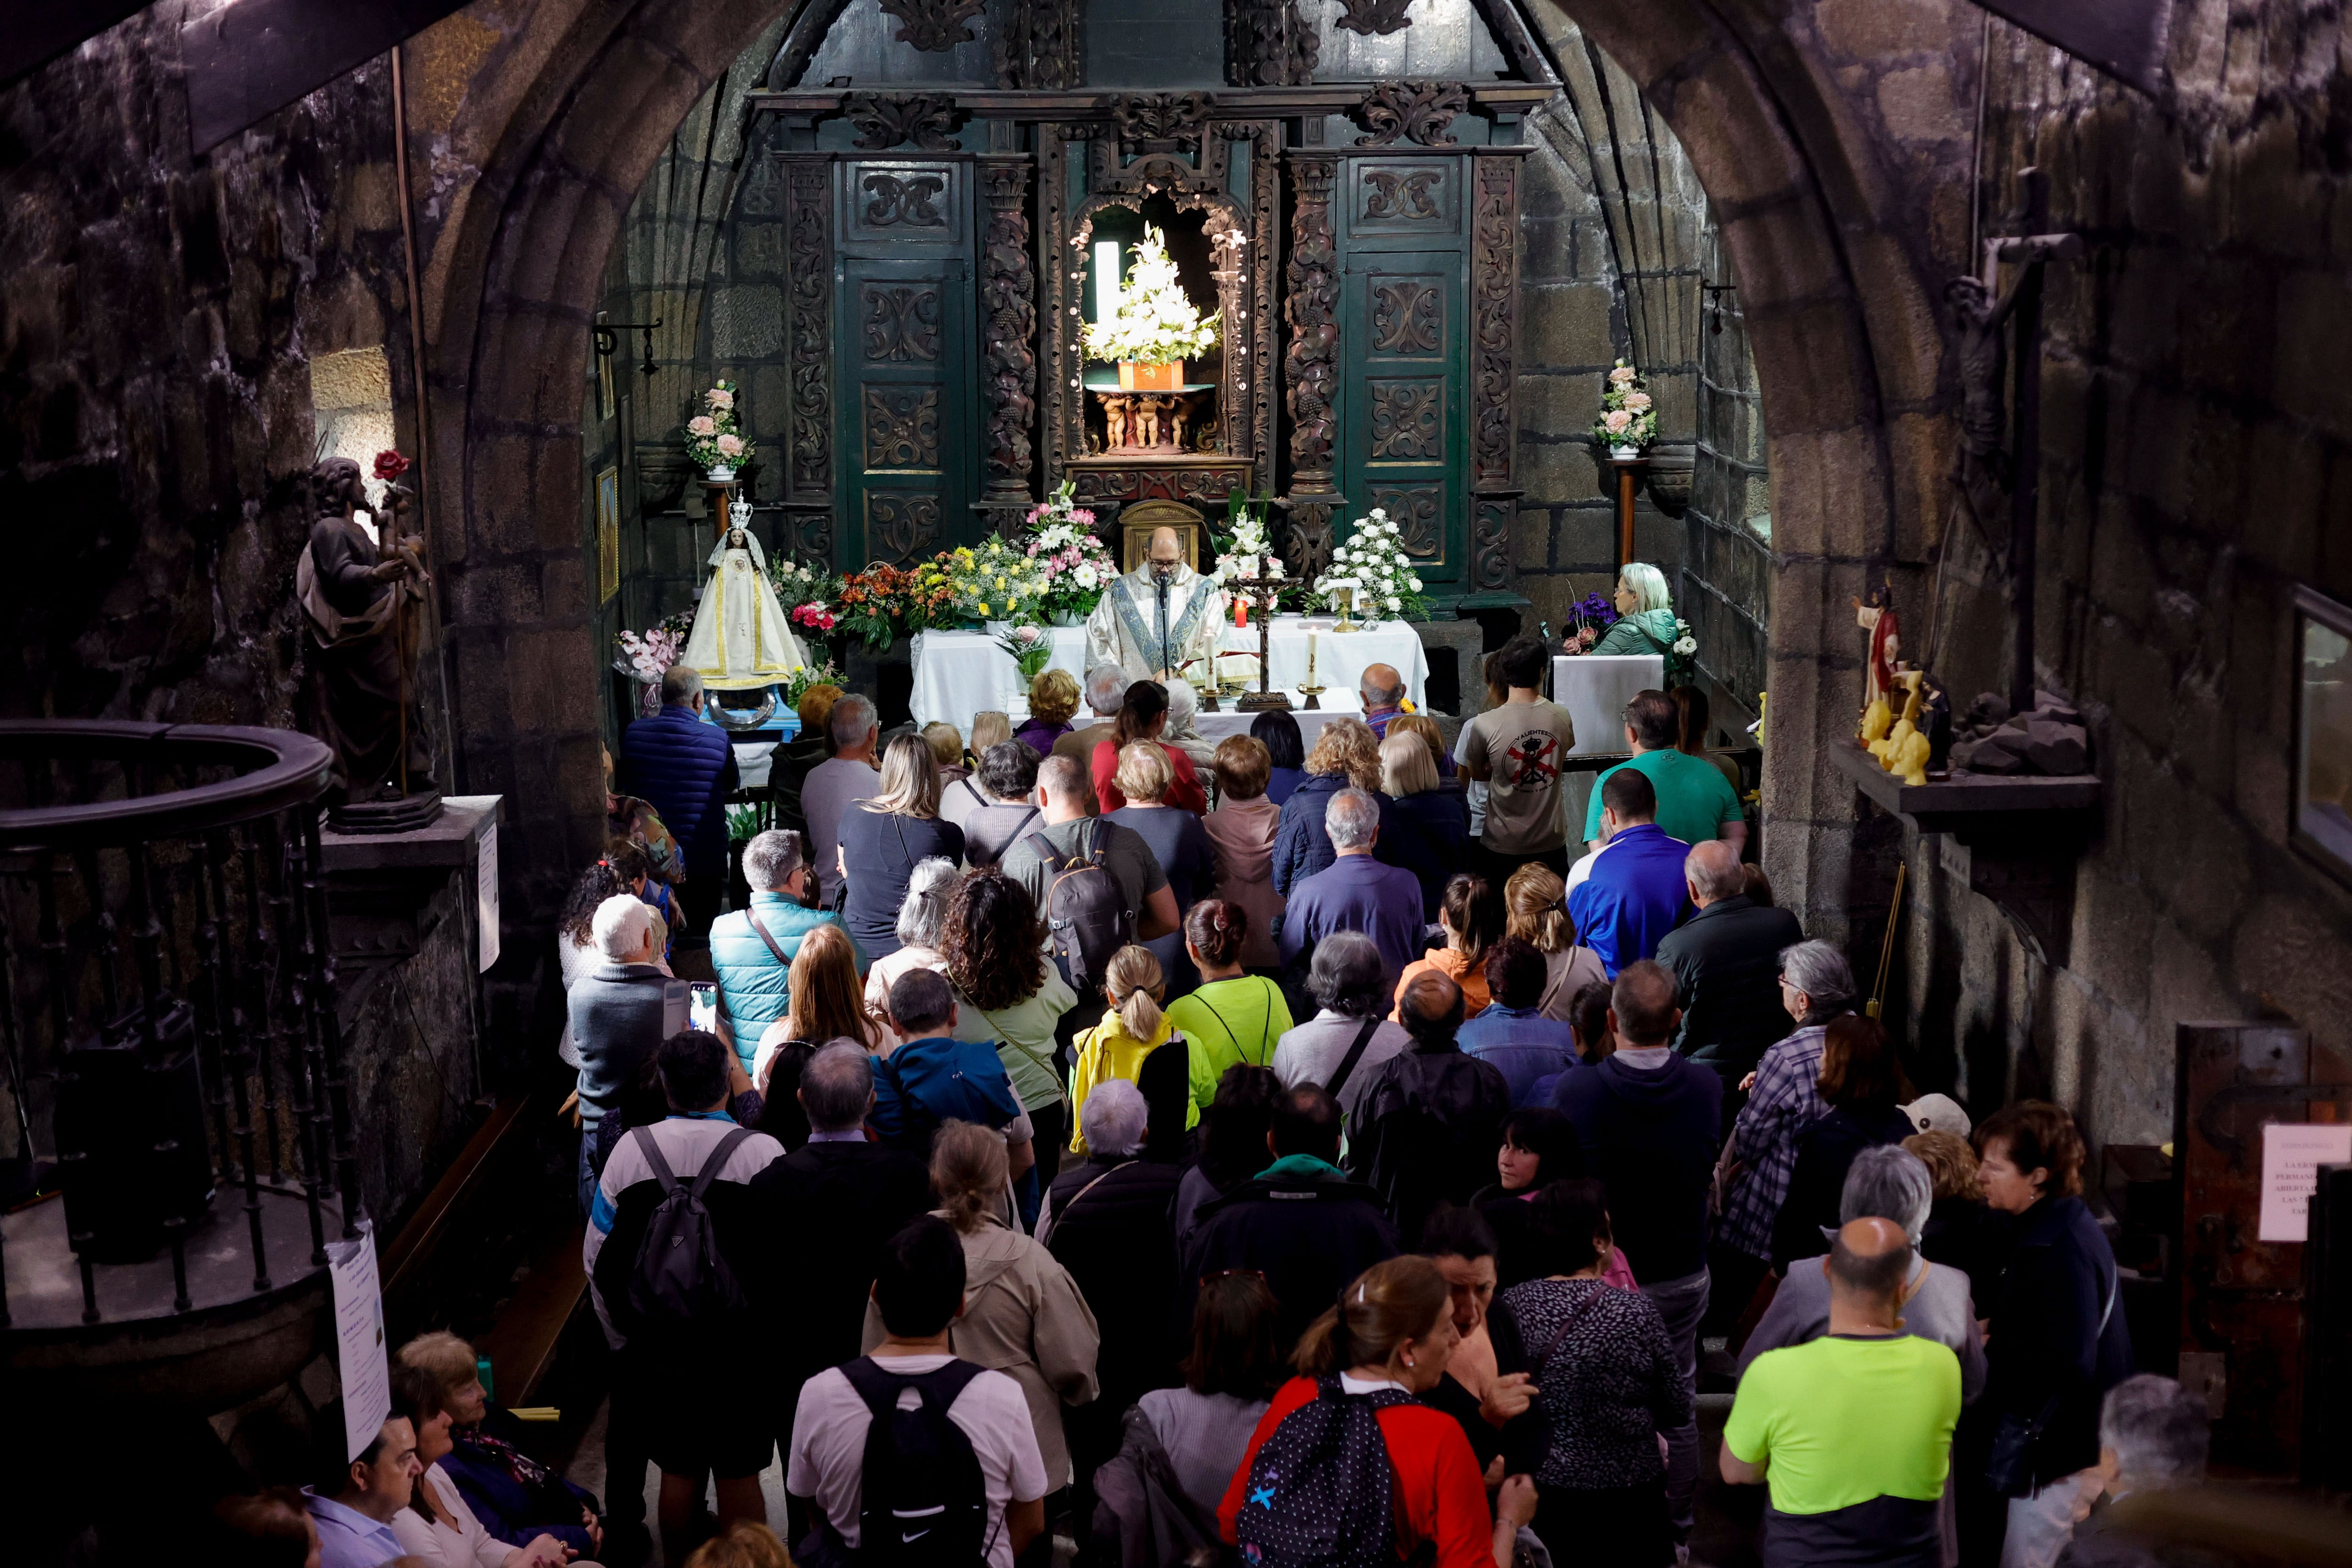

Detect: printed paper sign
327,1220,391,1461
477,817,500,972
2257,1122,2352,1242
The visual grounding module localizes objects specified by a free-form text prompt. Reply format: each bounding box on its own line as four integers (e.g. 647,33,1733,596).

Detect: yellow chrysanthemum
978,602,992,615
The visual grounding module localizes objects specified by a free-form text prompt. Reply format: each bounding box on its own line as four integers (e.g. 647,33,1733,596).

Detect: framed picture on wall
596,466,621,603
2293,583,2352,884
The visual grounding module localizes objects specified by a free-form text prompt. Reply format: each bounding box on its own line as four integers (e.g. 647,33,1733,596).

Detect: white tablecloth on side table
912,619,1430,740
1552,654,1665,756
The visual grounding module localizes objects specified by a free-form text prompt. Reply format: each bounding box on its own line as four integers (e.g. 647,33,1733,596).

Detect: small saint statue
298,454,437,822
1853,583,1903,726
681,499,807,690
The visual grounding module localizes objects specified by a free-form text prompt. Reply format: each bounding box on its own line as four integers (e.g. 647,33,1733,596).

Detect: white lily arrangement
1315,508,1430,624
1082,227,1220,366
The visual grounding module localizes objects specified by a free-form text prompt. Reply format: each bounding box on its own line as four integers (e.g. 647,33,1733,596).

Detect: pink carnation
1603,409,1634,434
715,432,746,457
706,387,735,410
687,414,717,437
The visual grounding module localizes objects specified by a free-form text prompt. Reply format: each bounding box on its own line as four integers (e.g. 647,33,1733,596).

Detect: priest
1085,525,1228,684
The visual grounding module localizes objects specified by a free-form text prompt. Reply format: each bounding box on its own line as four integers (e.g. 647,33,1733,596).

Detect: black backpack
624,1125,753,1331
840,1357,994,1568
1352,1049,1512,1234
1232,1376,1409,1568
1025,823,1133,993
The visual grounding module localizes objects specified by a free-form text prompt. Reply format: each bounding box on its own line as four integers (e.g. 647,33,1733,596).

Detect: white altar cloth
913,618,1429,741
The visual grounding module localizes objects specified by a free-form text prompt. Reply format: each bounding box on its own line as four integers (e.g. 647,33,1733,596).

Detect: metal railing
0,722,360,1328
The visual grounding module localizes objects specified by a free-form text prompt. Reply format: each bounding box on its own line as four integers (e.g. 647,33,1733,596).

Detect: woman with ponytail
862,1120,1102,1498
1166,898,1292,1110
1066,946,1198,1155
1221,1256,1538,1568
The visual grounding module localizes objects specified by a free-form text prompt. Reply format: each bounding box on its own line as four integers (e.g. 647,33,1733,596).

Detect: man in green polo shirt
1583,689,1745,853
1722,1217,1962,1568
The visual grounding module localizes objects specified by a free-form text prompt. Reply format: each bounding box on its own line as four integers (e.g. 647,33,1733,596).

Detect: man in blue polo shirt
1566,769,1691,977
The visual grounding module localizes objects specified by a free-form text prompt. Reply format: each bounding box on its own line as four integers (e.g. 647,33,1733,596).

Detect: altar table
912,618,1430,741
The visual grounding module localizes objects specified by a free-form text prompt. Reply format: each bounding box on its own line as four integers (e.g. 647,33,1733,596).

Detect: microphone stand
1154,568,1172,683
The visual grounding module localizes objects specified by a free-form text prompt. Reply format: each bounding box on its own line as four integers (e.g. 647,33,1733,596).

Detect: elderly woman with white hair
1039,1078,1188,1496
1737,1145,1988,1567
1566,560,1681,657
860,856,973,1045
567,892,682,1213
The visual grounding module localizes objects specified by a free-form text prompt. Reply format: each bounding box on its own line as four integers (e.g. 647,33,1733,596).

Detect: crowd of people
219,620,2192,1568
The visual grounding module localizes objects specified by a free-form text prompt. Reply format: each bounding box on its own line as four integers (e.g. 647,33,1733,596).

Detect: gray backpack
624,1124,753,1330
1025,823,1133,993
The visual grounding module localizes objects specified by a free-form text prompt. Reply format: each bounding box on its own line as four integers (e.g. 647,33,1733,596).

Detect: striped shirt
1714,1023,1830,1260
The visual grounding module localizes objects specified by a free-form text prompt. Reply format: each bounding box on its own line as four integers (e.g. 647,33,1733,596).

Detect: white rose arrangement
1314,508,1430,624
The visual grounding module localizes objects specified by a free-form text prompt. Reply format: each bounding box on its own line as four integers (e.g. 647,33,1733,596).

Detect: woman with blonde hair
1379,731,1471,918
1388,710,1459,786
1068,944,1200,1154
1504,863,1607,1021
1392,873,1505,1020
1203,736,1285,971
864,1120,1102,1495
1271,716,1406,897
1015,667,1081,756
1104,739,1218,992
921,720,969,784
1567,560,1680,657
756,922,883,1087
1220,1256,1536,1568
838,732,965,959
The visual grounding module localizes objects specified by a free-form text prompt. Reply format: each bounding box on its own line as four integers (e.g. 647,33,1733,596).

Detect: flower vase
1050,610,1084,628
1118,360,1183,391
706,463,737,484
1609,445,1640,462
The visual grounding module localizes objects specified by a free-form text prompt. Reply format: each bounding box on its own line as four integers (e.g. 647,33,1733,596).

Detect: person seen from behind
1201,735,1286,971
1166,899,1293,1113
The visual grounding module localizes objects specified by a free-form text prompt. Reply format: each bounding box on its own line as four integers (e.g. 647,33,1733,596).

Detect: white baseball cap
1901,1092,1971,1138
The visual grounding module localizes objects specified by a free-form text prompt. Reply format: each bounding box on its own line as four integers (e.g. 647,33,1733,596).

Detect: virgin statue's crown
729,497,753,528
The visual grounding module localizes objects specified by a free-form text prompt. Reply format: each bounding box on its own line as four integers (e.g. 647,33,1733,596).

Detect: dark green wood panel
1338,245,1468,594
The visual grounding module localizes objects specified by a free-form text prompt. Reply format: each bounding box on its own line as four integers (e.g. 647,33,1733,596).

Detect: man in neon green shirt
1583,689,1745,854
1722,1217,1961,1568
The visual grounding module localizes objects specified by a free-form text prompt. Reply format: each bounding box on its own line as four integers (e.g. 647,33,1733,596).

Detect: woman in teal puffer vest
1571,561,1680,657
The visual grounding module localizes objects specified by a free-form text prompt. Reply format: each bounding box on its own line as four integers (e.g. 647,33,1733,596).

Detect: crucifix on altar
1230,574,1298,713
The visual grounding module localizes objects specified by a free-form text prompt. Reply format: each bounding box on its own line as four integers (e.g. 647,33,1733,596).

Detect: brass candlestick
1235,574,1295,713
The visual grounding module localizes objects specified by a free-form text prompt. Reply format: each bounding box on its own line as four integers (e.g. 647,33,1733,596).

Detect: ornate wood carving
1334,0,1414,36
862,285,942,362
1069,462,1254,505
1245,123,1279,472
1371,279,1442,354
1284,154,1340,489
1372,485,1443,558
1369,381,1443,461
1471,155,1518,487
1107,92,1215,151
842,91,961,151
786,160,832,501
875,0,987,52
1225,0,1318,87
863,388,942,470
1354,80,1468,146
1282,498,1337,582
1471,496,1512,591
1362,168,1443,221
1039,127,1073,482
993,0,1082,88
978,156,1037,502
858,171,950,227
870,493,941,562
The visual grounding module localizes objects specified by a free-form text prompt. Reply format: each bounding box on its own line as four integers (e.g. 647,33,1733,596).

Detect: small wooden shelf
1831,740,2100,965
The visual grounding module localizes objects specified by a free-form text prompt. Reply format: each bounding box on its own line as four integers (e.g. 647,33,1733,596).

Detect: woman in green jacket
1571,561,1679,656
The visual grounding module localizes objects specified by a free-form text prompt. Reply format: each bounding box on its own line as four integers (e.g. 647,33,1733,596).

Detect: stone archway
414,0,1971,955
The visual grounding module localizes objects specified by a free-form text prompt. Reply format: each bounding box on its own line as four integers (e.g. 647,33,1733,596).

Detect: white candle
1309,631,1318,686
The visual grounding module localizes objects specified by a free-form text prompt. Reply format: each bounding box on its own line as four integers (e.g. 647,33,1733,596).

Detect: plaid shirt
1715,1022,1829,1260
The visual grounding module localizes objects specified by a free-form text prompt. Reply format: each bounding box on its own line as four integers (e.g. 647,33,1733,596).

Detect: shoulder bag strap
1323,1016,1385,1102
629,1125,679,1196
687,1124,755,1201
743,905,793,968
959,776,987,810
1535,1285,1606,1373
1038,1164,1123,1246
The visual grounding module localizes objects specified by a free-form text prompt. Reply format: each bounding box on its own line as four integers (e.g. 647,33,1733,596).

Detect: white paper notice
477,818,501,973
2257,1122,2352,1242
327,1220,392,1461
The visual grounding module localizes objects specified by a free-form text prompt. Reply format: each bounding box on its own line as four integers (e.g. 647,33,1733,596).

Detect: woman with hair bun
1067,946,1198,1155
1166,898,1293,1113
1220,1256,1537,1568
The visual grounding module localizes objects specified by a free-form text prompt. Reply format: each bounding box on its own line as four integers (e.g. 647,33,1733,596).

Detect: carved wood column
1280,149,1342,582
782,154,835,565
977,153,1037,518
1467,148,1524,597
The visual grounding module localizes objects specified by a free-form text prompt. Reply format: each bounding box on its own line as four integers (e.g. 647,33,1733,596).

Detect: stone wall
1682,221,1772,728
1891,0,2352,1142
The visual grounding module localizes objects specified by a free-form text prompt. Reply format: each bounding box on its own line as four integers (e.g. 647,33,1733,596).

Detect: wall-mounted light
1094,240,1122,322
1701,283,1738,336
594,314,664,378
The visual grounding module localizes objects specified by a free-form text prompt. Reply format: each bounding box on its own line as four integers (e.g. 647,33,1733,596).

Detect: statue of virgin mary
682,500,807,690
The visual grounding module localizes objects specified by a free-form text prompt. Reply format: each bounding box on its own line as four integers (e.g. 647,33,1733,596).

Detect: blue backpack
1233,1376,1408,1568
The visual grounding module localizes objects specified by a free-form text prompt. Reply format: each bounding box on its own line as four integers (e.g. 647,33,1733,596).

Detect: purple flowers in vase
1568,590,1620,648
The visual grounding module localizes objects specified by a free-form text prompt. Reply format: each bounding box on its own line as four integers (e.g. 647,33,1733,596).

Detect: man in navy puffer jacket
619,665,737,941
